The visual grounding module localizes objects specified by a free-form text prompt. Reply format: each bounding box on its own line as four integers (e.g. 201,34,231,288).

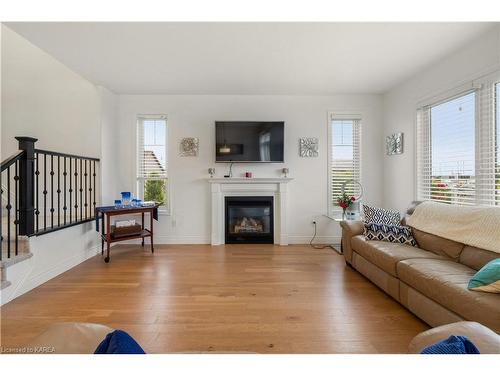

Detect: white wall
1,25,106,303
382,26,500,212
1,25,100,159
117,94,384,244
99,86,120,204
1,222,99,304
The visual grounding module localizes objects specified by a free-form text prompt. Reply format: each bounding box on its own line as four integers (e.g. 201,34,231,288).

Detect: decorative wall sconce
282,168,289,178
208,168,215,178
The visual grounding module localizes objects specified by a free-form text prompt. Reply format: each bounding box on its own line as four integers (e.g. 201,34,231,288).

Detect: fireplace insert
225,196,274,244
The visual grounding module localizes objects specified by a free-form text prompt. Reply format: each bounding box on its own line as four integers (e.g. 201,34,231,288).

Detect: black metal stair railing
0,137,100,261
0,150,24,260
34,149,99,235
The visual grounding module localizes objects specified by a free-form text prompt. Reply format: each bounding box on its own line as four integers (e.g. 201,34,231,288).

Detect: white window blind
496,83,500,205
137,115,168,209
477,81,497,206
416,78,499,207
328,115,361,214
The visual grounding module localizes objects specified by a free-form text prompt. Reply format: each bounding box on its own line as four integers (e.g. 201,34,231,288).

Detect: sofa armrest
408,321,500,354
28,322,114,354
339,220,364,264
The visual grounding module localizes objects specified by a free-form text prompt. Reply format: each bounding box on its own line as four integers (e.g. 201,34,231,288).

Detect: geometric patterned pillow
363,204,401,225
364,222,417,247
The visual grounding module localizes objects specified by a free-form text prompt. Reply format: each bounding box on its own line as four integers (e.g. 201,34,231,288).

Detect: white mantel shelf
207,177,294,184
207,177,293,246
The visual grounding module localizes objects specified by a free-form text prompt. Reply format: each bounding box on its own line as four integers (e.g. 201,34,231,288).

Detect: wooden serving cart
95,205,159,263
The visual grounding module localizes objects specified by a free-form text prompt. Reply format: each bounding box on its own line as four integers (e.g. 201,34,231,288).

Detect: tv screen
215,121,284,163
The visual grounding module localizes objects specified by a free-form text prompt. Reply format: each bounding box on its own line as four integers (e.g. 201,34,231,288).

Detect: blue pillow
468,258,500,293
364,222,417,246
421,335,480,354
95,330,145,354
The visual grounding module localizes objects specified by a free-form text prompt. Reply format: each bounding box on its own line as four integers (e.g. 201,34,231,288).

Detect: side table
95,205,159,263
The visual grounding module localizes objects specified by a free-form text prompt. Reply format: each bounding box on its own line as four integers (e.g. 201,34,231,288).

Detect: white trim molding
207,178,293,246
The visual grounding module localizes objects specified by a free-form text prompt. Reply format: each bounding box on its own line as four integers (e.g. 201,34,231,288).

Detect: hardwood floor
0,244,428,353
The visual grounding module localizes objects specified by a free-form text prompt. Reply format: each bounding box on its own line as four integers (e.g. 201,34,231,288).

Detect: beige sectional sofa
340,202,500,333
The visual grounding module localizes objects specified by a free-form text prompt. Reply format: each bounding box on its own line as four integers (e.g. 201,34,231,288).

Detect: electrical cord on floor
309,221,336,250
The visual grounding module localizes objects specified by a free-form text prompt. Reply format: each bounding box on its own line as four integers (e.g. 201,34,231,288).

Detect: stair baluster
1,137,100,260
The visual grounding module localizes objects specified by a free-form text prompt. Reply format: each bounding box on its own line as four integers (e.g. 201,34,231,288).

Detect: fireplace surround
207,177,293,245
225,196,274,244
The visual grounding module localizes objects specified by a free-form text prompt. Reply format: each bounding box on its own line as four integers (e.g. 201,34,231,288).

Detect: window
496,83,500,204
137,115,168,211
328,114,361,216
417,78,499,206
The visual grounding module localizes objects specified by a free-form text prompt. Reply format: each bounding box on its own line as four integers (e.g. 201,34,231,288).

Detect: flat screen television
215,121,284,163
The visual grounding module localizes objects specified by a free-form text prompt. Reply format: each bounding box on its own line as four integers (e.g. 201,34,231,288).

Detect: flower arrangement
337,193,356,218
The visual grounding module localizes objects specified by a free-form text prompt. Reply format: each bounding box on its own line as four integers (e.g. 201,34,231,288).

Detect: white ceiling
5,22,495,95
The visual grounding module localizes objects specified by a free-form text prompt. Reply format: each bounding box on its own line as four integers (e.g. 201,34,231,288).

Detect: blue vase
121,192,132,206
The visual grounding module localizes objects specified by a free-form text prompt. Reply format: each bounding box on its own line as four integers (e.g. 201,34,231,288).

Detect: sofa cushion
459,245,499,271
351,235,446,277
411,228,464,260
397,259,500,332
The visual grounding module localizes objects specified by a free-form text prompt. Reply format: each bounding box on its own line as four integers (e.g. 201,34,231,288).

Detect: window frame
415,70,500,207
136,114,170,214
327,112,362,218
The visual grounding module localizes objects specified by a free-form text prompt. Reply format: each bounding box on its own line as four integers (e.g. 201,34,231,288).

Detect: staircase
1,137,100,300
1,203,32,290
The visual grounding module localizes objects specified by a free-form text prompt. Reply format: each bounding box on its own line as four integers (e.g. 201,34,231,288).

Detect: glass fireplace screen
227,206,271,234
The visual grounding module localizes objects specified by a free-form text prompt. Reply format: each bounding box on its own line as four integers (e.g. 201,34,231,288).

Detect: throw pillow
363,204,401,225
95,330,146,354
467,259,500,293
364,222,417,246
421,335,480,354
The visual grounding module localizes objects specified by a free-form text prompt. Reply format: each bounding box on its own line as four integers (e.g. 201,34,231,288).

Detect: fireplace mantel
207,177,293,245
207,177,294,184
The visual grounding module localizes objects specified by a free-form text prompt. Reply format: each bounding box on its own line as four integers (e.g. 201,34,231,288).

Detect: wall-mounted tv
215,121,284,163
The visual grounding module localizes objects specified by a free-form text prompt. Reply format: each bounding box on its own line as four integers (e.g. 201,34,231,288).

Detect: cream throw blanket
406,201,500,254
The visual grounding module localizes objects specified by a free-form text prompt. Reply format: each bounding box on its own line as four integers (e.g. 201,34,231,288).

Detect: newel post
15,136,37,236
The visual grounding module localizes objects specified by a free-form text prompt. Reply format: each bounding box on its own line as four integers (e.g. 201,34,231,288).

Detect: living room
1,0,499,372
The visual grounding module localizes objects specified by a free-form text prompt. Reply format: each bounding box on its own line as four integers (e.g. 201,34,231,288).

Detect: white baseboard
150,235,340,245
2,243,100,305
22,244,100,292
287,235,341,245
154,235,210,244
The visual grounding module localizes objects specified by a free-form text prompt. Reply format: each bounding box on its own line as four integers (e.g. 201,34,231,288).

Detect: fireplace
225,196,274,244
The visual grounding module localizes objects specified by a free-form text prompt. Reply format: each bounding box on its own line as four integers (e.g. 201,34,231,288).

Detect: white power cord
309,221,336,250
